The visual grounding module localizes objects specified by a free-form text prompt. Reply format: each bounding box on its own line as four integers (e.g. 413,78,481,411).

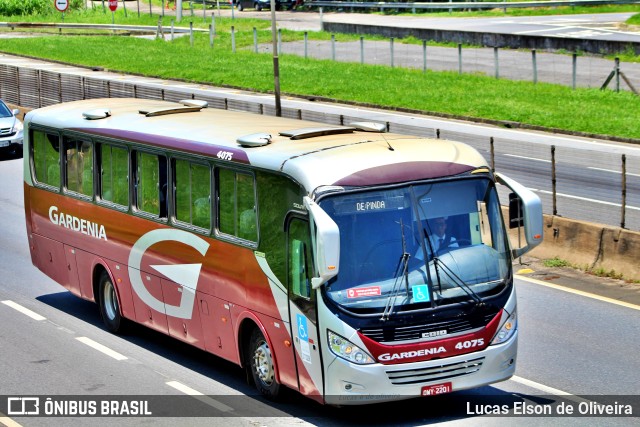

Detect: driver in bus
414,217,458,261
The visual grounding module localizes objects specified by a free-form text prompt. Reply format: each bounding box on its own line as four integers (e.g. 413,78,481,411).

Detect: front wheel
255,3,262,11
98,271,125,333
247,328,281,399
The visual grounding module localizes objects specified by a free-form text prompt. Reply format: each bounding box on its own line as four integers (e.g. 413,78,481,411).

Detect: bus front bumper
324,330,517,405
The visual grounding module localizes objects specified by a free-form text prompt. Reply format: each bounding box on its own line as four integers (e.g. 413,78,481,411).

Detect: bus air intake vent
237,133,272,147
82,108,111,120
386,357,485,385
279,126,356,140
349,121,387,133
139,100,208,117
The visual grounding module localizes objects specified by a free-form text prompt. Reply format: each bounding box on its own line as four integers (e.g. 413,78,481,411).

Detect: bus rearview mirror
304,197,340,289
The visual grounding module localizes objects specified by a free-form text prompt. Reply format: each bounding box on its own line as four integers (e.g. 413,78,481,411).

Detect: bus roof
26,98,489,193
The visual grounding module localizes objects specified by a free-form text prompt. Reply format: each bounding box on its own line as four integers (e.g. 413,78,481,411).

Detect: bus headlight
327,330,375,365
491,310,517,345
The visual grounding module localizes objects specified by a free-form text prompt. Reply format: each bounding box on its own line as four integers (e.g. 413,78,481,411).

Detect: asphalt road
1,143,639,426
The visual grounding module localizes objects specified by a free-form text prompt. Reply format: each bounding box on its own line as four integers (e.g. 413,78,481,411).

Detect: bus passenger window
100,144,129,207
135,151,167,218
32,130,60,189
217,168,257,242
174,159,211,230
64,137,93,197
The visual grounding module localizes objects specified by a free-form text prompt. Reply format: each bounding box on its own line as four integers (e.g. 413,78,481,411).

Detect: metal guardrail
308,0,640,11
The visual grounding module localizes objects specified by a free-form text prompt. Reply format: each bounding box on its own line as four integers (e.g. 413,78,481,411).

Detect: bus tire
98,271,125,334
247,328,281,399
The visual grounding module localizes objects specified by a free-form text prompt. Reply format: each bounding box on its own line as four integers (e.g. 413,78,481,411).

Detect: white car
0,99,23,157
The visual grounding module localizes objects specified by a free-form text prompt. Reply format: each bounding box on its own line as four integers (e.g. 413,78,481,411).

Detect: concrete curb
512,214,640,282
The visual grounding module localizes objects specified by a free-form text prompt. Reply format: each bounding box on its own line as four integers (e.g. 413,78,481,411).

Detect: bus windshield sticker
296,314,312,363
412,285,430,303
346,286,382,299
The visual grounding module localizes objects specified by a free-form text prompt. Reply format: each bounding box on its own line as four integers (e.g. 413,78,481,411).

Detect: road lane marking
165,381,233,413
1,300,46,321
510,376,571,396
75,337,128,361
510,376,591,405
588,167,640,178
0,413,23,427
534,189,640,211
504,154,551,163
516,275,640,311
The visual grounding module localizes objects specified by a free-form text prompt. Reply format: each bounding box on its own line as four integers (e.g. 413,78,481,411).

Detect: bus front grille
386,357,484,385
360,311,498,343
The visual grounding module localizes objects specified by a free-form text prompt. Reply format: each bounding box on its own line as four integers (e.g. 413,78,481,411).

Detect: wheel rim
253,339,274,386
103,281,118,321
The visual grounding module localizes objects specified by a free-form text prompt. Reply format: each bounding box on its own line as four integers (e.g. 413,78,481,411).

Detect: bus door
286,217,323,397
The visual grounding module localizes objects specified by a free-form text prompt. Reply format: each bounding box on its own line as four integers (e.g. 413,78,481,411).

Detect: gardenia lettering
49,206,107,241
378,346,446,361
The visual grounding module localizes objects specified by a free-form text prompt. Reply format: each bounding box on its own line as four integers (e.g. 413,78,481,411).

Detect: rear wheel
247,328,281,399
237,3,243,11
255,3,262,11
98,271,125,333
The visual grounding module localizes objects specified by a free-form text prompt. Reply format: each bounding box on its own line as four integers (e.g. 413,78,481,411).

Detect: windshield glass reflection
319,178,511,314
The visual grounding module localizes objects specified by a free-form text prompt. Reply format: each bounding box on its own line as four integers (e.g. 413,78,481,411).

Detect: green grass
543,257,572,268
1,7,640,139
1,32,639,139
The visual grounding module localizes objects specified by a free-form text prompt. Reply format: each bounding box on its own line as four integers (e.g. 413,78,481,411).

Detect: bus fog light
491,310,517,345
328,330,375,365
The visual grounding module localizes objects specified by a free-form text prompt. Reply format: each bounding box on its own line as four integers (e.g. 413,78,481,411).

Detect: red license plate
421,382,452,396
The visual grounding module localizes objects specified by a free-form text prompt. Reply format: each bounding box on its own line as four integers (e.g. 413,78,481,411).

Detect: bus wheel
98,272,124,333
248,328,281,399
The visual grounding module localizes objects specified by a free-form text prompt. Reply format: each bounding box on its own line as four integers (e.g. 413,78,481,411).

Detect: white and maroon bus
23,98,542,404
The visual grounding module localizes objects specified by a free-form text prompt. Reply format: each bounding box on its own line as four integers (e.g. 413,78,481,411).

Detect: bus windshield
319,178,511,314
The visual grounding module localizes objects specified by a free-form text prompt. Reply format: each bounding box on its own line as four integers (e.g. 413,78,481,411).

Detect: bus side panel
31,234,71,291
23,183,38,267
130,272,169,334
164,278,205,349
198,292,239,364
74,249,95,301
63,244,81,297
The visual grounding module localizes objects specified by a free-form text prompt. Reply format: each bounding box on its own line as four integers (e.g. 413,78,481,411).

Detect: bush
0,0,84,16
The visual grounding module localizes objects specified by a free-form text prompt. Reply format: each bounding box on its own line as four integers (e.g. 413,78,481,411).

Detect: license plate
421,382,452,396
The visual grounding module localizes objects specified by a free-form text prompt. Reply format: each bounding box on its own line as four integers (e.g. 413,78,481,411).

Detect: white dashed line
1,300,46,321
0,412,24,427
166,381,234,413
588,167,640,178
504,154,551,163
534,190,640,211
75,337,128,361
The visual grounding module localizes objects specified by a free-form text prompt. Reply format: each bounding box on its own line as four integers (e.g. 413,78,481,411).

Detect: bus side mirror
495,173,544,258
304,196,340,289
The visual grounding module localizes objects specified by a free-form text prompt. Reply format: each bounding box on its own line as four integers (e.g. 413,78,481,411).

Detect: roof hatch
279,126,355,140
139,99,208,117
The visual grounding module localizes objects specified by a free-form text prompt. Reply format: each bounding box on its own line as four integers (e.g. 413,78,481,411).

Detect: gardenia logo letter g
128,229,210,320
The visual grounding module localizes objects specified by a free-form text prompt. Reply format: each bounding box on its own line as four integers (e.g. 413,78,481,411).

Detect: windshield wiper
380,219,411,321
433,258,484,306
421,225,483,306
